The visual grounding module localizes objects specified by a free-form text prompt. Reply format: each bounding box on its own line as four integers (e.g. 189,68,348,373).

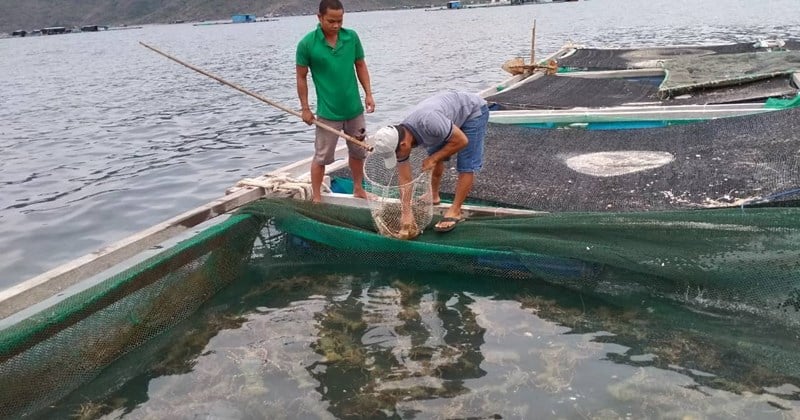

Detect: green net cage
2,193,800,418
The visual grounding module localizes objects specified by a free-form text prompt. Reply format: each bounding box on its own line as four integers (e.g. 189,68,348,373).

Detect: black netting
555,41,800,70
438,107,800,212
488,75,660,109
486,73,797,109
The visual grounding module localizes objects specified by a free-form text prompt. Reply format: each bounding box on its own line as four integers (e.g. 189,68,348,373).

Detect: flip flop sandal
434,217,464,233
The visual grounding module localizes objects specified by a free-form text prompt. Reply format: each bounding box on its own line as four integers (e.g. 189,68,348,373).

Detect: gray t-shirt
401,91,487,148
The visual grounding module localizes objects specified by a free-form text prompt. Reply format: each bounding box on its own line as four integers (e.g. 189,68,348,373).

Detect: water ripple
1,0,798,288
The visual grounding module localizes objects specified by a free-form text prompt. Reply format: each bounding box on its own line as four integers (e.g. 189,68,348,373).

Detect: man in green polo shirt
296,0,375,203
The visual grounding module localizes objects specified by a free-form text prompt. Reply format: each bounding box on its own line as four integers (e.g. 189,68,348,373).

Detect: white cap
368,126,400,169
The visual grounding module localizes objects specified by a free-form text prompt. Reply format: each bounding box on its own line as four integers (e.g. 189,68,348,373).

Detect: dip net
363,147,434,240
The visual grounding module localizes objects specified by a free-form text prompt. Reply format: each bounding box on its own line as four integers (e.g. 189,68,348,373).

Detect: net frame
363,148,434,240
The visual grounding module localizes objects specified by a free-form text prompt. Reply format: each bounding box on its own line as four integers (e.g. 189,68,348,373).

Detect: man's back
402,91,487,147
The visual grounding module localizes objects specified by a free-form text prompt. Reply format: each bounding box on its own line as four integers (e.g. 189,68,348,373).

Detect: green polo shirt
296,24,365,121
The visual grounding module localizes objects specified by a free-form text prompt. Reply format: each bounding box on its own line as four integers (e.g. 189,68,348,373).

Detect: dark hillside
0,0,434,33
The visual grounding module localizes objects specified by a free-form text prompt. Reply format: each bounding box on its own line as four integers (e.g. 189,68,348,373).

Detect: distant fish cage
80,25,108,32
232,14,256,23
41,27,67,35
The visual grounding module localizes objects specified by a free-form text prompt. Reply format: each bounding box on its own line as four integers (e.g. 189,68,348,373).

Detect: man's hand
401,209,415,227
398,210,420,240
365,94,375,113
422,156,437,172
301,108,315,125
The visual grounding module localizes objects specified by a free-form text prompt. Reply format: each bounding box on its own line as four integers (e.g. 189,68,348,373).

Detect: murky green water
42,251,800,419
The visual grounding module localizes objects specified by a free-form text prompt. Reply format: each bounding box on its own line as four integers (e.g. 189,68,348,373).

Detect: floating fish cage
4,39,800,418
3,188,800,417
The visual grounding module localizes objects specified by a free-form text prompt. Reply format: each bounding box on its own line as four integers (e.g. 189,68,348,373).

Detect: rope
237,173,327,201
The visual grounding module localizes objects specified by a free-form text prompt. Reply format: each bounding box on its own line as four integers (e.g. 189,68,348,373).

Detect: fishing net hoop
363,149,434,240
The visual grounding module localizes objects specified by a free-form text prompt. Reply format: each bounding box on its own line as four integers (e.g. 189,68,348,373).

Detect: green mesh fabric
765,94,800,109
240,198,800,326
0,214,260,418
4,195,800,418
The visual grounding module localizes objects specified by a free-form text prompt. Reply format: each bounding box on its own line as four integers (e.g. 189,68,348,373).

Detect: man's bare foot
353,190,378,200
312,195,322,204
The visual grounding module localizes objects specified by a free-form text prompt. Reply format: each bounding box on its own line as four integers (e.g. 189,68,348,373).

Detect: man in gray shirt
370,91,489,233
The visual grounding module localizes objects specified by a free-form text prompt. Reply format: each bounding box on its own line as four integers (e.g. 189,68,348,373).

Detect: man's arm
422,125,468,172
354,59,375,113
296,65,314,124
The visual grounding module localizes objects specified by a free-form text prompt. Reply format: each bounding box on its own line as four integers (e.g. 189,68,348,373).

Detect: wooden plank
323,192,545,217
488,103,772,125
557,68,664,78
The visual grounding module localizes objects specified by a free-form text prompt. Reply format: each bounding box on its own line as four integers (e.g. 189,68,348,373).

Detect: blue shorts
427,105,489,173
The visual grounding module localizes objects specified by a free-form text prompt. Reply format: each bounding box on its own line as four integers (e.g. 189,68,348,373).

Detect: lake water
3,0,800,418
2,0,800,290
33,258,800,419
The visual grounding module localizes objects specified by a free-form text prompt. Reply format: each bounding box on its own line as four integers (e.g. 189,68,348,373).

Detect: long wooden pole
139,42,372,151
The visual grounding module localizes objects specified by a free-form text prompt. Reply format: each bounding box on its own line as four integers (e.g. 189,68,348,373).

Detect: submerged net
364,147,434,240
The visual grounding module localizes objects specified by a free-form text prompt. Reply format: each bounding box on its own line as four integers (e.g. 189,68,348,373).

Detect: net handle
139,42,373,152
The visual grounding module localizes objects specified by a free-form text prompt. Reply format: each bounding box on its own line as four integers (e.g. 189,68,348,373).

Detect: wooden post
530,20,536,68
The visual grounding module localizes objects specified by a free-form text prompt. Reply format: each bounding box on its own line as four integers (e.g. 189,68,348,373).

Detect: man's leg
344,115,368,199
312,117,344,203
310,162,326,203
435,104,487,229
436,172,473,230
430,160,445,205
349,157,367,199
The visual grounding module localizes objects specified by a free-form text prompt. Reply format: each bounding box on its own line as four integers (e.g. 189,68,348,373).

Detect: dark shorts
314,114,367,165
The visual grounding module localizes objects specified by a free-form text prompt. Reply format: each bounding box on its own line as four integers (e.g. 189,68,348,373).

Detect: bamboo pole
139,42,372,151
